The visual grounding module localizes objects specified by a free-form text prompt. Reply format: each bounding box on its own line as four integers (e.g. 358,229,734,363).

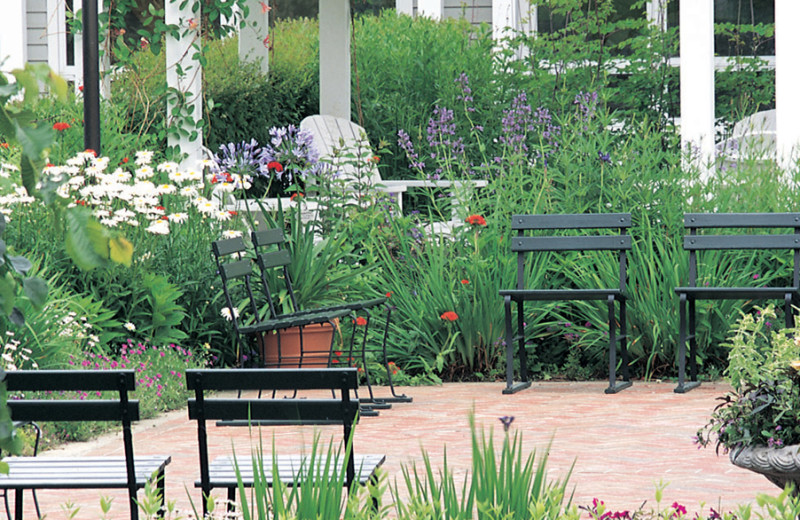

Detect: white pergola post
1,0,26,71
492,0,536,59
319,0,350,119
679,0,715,173
418,0,443,20
646,0,668,32
239,0,269,75
396,0,413,16
775,0,800,170
166,0,203,166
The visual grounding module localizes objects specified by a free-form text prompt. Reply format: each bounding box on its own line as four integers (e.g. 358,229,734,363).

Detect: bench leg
502,296,531,394
605,296,631,394
13,490,21,520
785,293,794,329
675,293,700,393
227,487,236,512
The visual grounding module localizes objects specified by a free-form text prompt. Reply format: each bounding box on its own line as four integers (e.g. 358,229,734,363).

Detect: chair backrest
212,236,265,332
300,115,381,185
5,370,140,490
683,213,800,288
510,213,632,291
251,228,300,316
186,368,360,491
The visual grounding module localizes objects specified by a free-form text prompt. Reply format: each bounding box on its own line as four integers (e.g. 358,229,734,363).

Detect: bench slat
188,399,359,422
186,368,358,392
4,370,135,392
685,213,800,228
511,235,631,252
0,456,170,489
512,213,631,230
683,234,800,250
500,289,625,301
675,286,799,299
9,400,140,422
197,455,385,487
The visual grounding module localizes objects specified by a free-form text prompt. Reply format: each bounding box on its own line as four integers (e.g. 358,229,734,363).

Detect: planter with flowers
210,125,322,225
696,305,800,492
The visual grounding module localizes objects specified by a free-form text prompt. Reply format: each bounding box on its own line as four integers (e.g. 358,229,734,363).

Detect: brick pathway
14,381,778,519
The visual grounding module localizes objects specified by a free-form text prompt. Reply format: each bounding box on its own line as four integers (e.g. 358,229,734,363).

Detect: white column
646,0,668,32
396,0,413,16
679,0,715,173
166,0,203,166
319,0,350,119
1,0,26,71
417,0,443,20
776,0,800,170
493,0,516,42
239,0,269,75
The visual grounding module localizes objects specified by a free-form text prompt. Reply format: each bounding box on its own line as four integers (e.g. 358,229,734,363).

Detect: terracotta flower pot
730,444,800,492
259,322,336,368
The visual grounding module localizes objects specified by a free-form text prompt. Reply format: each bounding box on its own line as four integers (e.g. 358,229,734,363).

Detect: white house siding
26,0,49,63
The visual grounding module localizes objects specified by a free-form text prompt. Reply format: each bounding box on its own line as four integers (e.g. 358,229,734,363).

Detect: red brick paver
16,381,777,518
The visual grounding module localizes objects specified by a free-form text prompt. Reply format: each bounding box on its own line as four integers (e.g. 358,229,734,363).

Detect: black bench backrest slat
220,259,253,281
512,235,632,252
187,399,359,423
685,212,800,228
684,234,800,251
212,236,248,257
512,213,631,230
252,228,285,247
186,368,358,392
9,400,140,422
4,370,135,392
256,249,292,270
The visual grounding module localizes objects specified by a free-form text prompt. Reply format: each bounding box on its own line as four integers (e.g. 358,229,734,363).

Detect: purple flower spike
498,415,515,431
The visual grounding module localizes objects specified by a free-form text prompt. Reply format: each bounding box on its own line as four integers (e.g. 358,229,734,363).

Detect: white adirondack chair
300,115,486,233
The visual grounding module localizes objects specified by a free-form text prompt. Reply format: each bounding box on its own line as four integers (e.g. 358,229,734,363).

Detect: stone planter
730,444,800,491
259,322,336,368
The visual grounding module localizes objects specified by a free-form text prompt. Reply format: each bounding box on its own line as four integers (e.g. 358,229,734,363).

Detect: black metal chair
212,236,351,369
674,213,800,393
250,228,411,405
499,213,633,394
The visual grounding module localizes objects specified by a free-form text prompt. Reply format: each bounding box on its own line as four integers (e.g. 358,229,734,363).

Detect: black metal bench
0,370,171,520
674,213,800,393
186,368,385,516
499,213,633,394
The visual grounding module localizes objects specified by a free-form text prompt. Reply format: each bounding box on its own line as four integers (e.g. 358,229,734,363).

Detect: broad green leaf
10,68,38,106
64,208,107,271
109,236,134,267
15,121,52,164
7,256,32,275
0,274,15,316
47,70,68,102
8,308,23,327
22,277,48,309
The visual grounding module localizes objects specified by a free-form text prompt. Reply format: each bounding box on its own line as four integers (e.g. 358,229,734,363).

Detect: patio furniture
0,422,40,520
499,213,633,394
674,213,800,393
0,370,171,520
300,115,487,234
212,236,351,369
251,228,412,405
186,367,385,516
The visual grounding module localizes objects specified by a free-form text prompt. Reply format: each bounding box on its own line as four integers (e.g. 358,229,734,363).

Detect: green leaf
109,236,134,267
8,308,23,327
64,208,107,271
0,275,15,316
7,256,32,275
22,277,48,309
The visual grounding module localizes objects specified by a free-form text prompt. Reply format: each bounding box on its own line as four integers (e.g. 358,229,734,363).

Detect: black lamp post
82,0,101,155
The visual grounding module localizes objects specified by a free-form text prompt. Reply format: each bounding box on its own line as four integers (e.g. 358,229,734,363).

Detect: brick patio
14,381,778,519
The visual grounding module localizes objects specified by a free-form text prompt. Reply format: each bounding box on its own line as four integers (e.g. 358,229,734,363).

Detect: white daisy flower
135,166,155,179
168,212,189,224
220,307,239,321
157,183,176,195
146,219,170,235
222,230,243,239
124,322,136,331
135,151,154,166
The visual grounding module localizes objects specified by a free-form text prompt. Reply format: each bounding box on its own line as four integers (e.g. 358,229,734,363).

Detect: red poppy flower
334,351,342,357
461,279,469,285
0,142,8,149
155,205,165,211
85,149,96,157
385,291,392,298
53,122,70,132
228,210,238,216
440,311,459,321
354,316,367,326
121,157,129,164
75,200,86,206
465,215,486,226
290,192,304,201
267,161,283,172
78,85,84,92
46,163,54,168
